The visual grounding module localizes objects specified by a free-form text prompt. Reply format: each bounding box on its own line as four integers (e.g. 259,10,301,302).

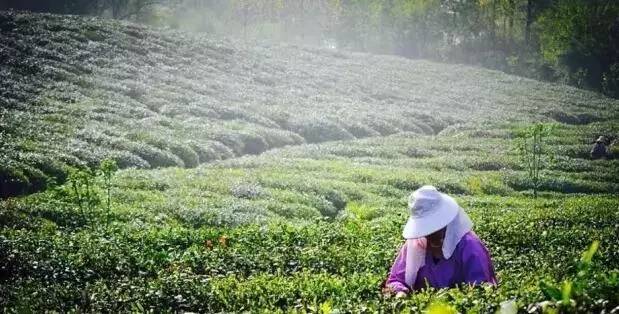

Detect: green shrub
554,144,591,159
323,190,347,212
609,143,619,159
546,110,595,125
338,121,381,138
387,177,421,191
405,147,434,158
108,150,150,169
190,141,235,163
174,205,216,228
292,119,355,143
168,143,199,168
21,153,69,185
213,132,268,156
257,128,305,148
550,156,592,172
469,159,510,171
362,118,400,136
240,134,268,155
409,113,449,134
130,143,183,168
67,168,99,222
115,171,170,191
99,158,117,220
0,163,30,198
435,181,469,195
230,182,265,199
346,201,380,220
313,196,339,218
265,202,319,219
504,173,616,194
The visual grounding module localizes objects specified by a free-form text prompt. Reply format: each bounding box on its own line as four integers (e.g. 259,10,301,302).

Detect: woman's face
426,227,446,248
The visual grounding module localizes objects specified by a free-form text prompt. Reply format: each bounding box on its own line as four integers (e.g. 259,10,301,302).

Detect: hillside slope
2,114,618,311
1,11,618,197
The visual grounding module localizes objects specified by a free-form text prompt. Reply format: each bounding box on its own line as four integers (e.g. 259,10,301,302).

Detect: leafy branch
514,123,555,197
67,158,118,227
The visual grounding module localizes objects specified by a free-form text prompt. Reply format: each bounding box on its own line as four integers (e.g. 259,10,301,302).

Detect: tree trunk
110,0,121,19
491,0,497,50
299,0,306,42
243,3,248,43
525,0,533,48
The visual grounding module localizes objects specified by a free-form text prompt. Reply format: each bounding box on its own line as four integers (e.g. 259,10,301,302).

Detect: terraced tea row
1,122,617,312
99,122,618,226
2,11,618,197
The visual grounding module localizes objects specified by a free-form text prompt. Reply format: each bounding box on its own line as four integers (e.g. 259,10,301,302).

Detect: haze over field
1,11,617,198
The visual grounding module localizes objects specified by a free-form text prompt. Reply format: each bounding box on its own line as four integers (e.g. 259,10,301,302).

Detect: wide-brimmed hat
402,185,460,239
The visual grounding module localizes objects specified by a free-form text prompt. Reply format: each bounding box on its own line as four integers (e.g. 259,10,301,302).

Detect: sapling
99,158,118,222
68,168,98,226
514,123,554,197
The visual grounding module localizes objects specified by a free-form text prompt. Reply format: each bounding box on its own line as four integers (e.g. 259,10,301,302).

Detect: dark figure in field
590,136,609,160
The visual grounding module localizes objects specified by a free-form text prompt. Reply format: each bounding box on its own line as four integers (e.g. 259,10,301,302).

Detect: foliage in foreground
1,123,618,312
1,196,617,312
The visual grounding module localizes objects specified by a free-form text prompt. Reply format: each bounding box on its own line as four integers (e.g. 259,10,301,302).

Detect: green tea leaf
427,302,457,314
580,240,599,266
561,280,572,304
539,280,562,301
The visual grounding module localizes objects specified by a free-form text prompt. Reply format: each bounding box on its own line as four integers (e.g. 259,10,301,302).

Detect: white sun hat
402,185,460,239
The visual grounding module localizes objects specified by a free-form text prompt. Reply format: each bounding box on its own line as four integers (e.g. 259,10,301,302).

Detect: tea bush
2,11,618,197
2,120,619,311
2,10,619,313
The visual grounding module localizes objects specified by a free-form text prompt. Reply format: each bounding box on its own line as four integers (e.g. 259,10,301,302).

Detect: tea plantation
1,11,619,313
1,11,618,198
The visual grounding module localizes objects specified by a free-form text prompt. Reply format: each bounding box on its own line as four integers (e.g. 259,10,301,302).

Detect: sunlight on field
2,122,618,311
1,10,618,313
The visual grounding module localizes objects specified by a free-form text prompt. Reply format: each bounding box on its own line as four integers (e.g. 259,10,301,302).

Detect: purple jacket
386,232,497,292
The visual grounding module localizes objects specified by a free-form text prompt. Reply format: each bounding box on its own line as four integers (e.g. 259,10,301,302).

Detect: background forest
2,0,619,98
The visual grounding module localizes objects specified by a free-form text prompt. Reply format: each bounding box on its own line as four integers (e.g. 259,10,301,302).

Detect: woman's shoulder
461,231,480,243
457,231,488,254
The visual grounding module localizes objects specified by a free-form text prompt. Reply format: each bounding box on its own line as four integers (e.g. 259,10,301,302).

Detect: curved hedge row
2,11,619,198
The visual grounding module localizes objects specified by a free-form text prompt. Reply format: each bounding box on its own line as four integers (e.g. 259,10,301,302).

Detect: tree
525,0,533,46
515,123,554,198
537,0,619,90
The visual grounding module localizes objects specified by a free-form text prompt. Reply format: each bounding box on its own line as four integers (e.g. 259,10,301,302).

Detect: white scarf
404,207,473,288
